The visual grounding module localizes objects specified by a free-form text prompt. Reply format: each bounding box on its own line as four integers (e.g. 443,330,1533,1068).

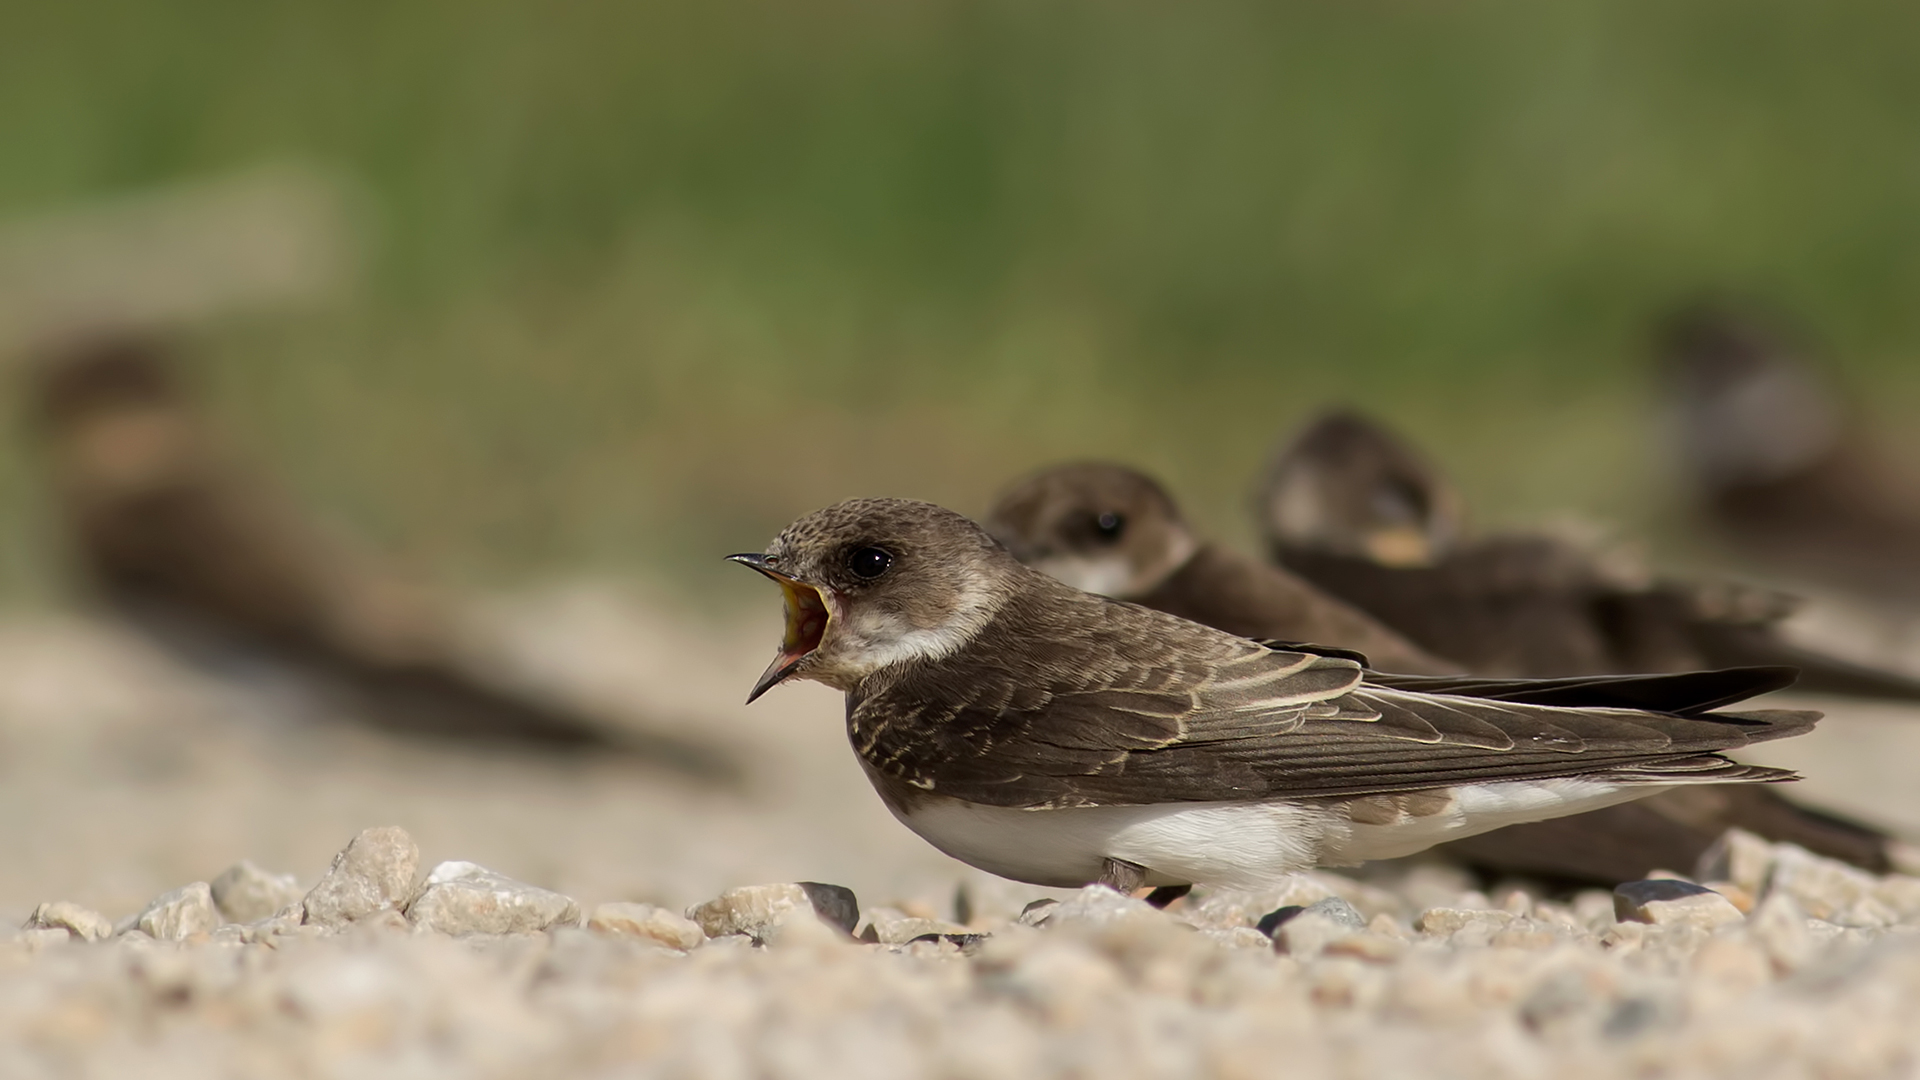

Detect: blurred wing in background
1258,407,1920,700
1250,408,1920,883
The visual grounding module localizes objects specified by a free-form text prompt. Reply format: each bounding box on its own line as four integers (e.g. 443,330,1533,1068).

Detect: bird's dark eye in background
846,546,893,579
1094,512,1127,542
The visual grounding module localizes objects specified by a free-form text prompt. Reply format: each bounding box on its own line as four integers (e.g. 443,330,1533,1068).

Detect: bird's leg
1144,885,1192,909
1098,857,1147,894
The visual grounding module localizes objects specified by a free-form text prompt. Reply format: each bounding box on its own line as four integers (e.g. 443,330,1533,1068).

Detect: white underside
889,778,1669,889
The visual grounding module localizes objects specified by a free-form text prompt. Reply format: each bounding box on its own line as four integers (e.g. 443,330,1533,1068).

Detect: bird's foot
1098,857,1147,894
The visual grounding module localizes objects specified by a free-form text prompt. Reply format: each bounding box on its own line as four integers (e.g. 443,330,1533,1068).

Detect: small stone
1873,875,1920,922
1699,881,1756,914
1690,935,1772,991
133,883,220,942
240,909,306,945
1603,995,1678,1040
588,902,705,950
859,908,971,945
1694,828,1775,895
798,883,860,936
908,932,991,955
1200,927,1275,951
24,901,113,942
1366,914,1409,939
1321,933,1407,963
1766,844,1893,926
404,861,580,936
1259,896,1365,934
1262,897,1367,956
302,826,419,927
1015,899,1059,928
210,860,304,924
349,908,414,936
1043,885,1157,927
1414,907,1514,935
12,928,72,950
1613,879,1744,930
1518,967,1611,1033
687,882,861,944
1490,920,1562,950
1747,894,1821,972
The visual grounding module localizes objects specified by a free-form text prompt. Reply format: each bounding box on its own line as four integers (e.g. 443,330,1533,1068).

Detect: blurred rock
405,861,580,936
302,826,419,927
1414,907,1513,936
1015,899,1059,928
10,928,73,951
1042,886,1159,929
1695,828,1776,895
586,902,704,950
211,860,304,924
1614,879,1745,929
1262,897,1367,957
134,882,220,941
858,908,971,945
687,882,860,944
24,901,113,942
1767,843,1895,926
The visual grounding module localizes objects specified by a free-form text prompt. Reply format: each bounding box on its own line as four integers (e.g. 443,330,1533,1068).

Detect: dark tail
1364,665,1799,716
1688,624,1920,704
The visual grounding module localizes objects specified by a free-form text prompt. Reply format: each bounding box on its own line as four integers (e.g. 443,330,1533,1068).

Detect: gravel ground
3,581,1920,1078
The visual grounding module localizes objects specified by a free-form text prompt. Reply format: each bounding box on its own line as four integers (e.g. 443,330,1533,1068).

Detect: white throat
1031,532,1198,600
807,579,1006,687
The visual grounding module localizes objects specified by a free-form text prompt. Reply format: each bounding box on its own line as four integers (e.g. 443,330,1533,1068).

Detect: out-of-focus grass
2,0,1918,603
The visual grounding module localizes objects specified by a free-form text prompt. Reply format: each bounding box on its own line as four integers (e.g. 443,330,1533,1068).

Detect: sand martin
31,335,734,774
1259,409,1920,701
732,498,1819,891
984,463,1454,675
1658,299,1920,598
987,450,1906,880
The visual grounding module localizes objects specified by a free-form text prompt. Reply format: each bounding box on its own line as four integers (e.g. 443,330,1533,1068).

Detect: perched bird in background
1254,409,1914,883
731,498,1820,892
984,463,1456,676
1259,409,1920,699
1658,300,1920,598
28,335,733,774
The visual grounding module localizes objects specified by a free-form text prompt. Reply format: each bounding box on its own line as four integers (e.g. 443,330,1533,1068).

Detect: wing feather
847,585,1818,809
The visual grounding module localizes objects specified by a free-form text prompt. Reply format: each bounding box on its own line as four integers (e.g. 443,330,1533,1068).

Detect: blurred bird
1252,408,1914,882
1657,300,1920,597
27,335,734,774
731,498,1821,892
984,463,1456,675
1259,409,1920,699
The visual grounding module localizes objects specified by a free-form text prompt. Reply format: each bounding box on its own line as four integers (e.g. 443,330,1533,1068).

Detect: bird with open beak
732,498,1821,894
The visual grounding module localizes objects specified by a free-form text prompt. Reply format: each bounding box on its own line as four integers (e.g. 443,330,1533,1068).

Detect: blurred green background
3,0,1918,604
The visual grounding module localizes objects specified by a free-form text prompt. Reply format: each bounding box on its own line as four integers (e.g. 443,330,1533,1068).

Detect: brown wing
848,588,1817,810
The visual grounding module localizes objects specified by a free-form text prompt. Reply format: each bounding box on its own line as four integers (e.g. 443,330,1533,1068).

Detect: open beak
727,553,832,703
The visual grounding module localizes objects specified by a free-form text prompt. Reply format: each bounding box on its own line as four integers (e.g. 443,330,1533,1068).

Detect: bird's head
1258,410,1460,568
1654,300,1841,488
730,498,1018,702
983,462,1198,599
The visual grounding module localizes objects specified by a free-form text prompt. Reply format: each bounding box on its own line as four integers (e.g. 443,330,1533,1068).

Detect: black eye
1094,512,1126,541
846,546,893,580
